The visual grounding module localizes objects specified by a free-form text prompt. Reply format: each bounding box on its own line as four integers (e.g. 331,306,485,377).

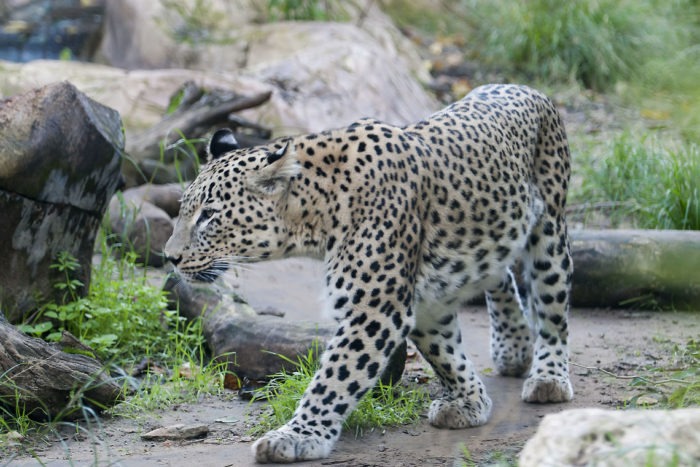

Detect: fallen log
0,316,122,419
164,276,406,385
570,229,700,310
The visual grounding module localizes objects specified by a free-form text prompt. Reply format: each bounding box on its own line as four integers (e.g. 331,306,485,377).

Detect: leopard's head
164,129,300,282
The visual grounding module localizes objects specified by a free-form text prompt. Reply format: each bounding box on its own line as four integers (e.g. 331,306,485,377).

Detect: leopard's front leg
252,303,411,463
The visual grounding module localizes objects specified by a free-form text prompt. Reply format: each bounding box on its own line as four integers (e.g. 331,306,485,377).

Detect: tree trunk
0,316,122,420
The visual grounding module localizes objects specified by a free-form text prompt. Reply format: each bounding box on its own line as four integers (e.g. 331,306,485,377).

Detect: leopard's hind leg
486,270,533,377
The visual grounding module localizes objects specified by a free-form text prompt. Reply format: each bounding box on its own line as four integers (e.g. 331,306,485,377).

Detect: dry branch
123,89,272,186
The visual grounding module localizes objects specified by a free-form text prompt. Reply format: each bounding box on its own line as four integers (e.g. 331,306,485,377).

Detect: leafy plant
18,236,202,363
4,232,232,444
248,345,429,437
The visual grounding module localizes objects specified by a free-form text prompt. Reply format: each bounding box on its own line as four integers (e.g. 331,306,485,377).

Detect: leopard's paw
428,394,492,429
252,426,334,464
522,374,573,403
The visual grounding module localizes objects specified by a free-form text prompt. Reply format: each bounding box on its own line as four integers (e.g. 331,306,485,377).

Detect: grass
247,346,429,438
158,0,227,45
639,338,700,409
630,45,700,145
263,0,347,21
457,442,519,467
458,0,696,92
578,136,700,230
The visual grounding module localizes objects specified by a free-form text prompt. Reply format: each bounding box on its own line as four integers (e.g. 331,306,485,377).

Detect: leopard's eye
197,208,217,225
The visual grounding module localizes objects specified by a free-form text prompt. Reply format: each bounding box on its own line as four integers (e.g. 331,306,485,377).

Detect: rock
117,183,185,218
238,21,436,134
140,423,209,441
107,187,178,267
0,60,275,133
5,1,437,135
0,81,123,323
96,1,428,83
164,276,407,386
519,408,700,467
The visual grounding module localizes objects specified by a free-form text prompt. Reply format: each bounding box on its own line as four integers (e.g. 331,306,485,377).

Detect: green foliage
18,237,200,363
162,129,206,182
463,0,694,91
457,442,518,466
110,354,232,418
581,136,700,230
381,0,465,35
264,0,345,21
0,385,33,435
159,0,224,45
248,346,429,437
58,48,72,61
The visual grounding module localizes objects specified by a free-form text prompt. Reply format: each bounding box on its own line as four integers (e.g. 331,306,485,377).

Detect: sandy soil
5,258,699,466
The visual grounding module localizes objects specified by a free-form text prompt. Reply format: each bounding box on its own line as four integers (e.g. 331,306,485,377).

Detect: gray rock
520,408,700,467
107,186,178,267
140,423,209,441
118,183,185,218
93,0,437,133
0,81,123,323
165,276,407,386
1,15,437,141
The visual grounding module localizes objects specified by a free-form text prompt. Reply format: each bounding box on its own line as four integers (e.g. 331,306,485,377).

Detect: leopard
164,84,574,464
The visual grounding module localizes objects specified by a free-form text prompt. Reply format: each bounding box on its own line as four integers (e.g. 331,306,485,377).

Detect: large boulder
0,82,123,323
95,0,429,83
520,408,700,466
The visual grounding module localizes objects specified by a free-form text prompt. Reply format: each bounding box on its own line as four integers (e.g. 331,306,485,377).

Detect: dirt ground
5,258,699,466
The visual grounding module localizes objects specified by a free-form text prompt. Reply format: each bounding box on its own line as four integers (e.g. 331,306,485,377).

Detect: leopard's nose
167,255,182,266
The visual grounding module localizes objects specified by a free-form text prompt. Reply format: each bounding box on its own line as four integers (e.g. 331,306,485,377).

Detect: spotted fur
165,84,574,463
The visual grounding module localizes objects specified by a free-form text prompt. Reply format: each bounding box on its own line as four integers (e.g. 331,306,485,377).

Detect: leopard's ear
248,141,300,196
207,129,240,162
